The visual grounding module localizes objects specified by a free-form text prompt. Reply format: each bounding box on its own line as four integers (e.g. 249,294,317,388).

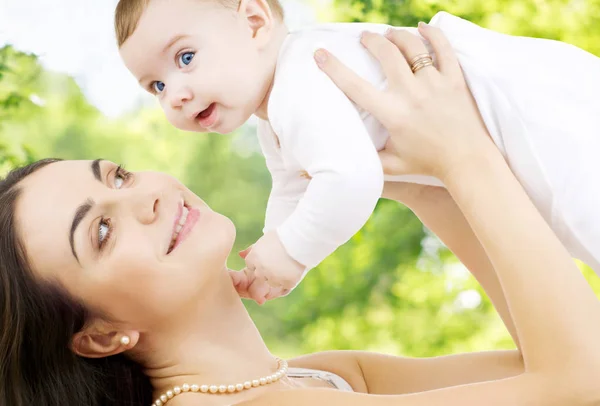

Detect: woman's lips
197,103,218,128
167,203,200,254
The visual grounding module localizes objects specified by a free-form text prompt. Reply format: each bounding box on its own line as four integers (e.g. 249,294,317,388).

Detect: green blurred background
1,0,599,358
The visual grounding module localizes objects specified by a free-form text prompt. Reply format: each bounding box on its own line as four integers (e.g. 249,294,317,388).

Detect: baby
116,0,600,301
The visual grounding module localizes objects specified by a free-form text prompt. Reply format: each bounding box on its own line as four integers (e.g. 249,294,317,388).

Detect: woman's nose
130,191,160,225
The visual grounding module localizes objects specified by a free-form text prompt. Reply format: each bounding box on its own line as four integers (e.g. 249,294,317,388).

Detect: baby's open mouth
197,103,216,120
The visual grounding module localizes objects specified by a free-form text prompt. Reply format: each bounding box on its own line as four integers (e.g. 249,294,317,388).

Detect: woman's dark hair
0,158,152,406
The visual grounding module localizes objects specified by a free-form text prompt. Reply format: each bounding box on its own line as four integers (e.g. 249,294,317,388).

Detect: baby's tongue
199,103,215,118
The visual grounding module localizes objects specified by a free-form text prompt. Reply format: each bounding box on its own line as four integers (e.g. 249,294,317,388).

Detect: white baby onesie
258,11,600,275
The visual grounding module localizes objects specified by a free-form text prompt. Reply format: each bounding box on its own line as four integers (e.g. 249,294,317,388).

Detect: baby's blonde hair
115,0,284,47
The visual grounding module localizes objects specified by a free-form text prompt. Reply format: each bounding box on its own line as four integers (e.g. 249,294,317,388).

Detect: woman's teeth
169,206,189,252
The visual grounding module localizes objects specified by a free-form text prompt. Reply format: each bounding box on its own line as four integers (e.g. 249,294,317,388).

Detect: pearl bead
151,358,288,405
120,335,130,346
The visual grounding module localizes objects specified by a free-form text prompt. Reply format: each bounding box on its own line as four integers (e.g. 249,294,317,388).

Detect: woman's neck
137,268,276,399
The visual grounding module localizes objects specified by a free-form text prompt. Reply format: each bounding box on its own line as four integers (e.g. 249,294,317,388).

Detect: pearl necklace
152,358,288,406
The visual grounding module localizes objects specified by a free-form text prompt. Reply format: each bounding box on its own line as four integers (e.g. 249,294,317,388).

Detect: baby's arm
258,120,306,235
271,53,384,271
241,44,383,298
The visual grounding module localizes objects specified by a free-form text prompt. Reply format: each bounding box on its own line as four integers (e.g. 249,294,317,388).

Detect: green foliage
1,0,599,361
326,0,600,54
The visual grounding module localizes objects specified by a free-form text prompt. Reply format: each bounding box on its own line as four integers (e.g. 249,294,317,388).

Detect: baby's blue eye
152,81,165,93
178,52,195,67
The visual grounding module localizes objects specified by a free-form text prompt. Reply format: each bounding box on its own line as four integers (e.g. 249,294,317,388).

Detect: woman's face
14,160,236,328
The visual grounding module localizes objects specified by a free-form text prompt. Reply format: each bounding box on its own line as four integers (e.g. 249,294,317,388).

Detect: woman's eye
152,81,165,93
114,174,124,189
178,52,195,67
114,166,131,189
98,219,110,248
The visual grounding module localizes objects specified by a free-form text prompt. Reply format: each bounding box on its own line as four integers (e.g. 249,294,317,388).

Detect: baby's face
120,0,271,134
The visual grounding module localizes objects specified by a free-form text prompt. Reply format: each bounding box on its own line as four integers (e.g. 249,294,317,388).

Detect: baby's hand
229,264,294,304
229,267,274,304
240,231,305,304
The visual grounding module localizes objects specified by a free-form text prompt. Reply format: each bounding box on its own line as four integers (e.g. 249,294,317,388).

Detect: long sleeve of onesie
261,44,384,270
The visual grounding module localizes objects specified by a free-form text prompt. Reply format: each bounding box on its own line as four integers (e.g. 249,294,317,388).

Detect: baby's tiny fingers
248,278,271,305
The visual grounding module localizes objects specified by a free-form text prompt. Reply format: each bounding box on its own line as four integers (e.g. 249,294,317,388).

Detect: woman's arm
240,24,600,406
239,374,546,406
239,158,594,405
355,350,523,395
289,349,523,395
382,182,519,350
320,24,600,380
444,152,600,374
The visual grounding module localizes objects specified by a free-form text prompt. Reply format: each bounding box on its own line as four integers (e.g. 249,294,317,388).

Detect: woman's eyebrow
69,199,95,263
91,159,104,182
68,159,105,263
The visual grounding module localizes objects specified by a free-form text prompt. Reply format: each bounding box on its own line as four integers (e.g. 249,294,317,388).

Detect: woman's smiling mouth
167,201,200,254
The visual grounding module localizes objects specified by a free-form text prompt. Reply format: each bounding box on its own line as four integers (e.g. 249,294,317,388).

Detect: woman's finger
379,149,409,177
418,23,462,79
314,48,381,114
360,31,413,90
385,29,438,79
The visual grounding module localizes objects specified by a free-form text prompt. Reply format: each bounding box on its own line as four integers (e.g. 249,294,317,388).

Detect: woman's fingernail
418,21,428,29
384,28,393,38
314,49,328,66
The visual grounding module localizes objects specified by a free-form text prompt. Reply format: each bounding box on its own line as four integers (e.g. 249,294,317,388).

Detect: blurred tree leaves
326,0,600,54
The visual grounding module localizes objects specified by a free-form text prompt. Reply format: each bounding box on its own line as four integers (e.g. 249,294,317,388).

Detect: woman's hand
316,23,523,353
314,23,496,182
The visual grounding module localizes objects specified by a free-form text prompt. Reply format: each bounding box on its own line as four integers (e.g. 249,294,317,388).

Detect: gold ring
410,57,434,73
409,53,432,65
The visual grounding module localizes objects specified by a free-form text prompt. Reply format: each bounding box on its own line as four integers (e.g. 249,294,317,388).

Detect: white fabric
258,11,600,274
287,367,354,392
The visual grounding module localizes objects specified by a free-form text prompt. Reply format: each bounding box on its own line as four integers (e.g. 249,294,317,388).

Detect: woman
0,26,598,406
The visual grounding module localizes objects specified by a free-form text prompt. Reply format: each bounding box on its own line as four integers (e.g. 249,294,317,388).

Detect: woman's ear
71,320,140,359
237,0,275,46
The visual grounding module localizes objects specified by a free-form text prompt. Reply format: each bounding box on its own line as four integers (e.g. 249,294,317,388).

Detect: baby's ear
71,319,139,359
238,0,275,43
